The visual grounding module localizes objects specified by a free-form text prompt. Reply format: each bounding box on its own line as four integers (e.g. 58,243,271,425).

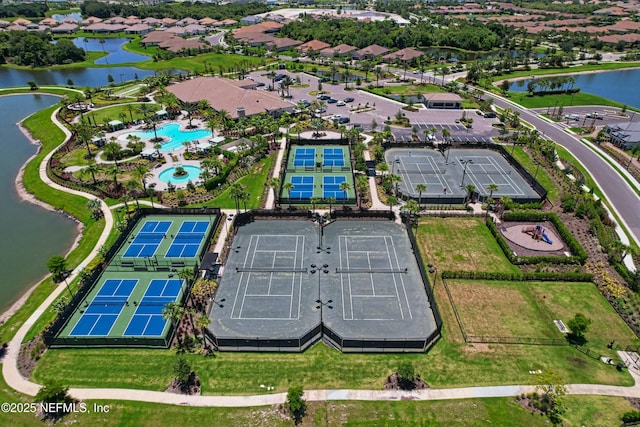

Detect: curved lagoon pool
123,123,212,151
158,165,202,185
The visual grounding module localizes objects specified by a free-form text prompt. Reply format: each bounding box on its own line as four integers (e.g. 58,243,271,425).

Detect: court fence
46,208,219,349
210,324,322,352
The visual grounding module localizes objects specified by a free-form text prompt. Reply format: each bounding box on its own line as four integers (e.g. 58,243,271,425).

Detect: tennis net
335,268,408,274
235,267,308,273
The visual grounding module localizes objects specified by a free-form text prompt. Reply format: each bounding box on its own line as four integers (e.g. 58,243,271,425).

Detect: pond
508,68,640,110
71,38,150,65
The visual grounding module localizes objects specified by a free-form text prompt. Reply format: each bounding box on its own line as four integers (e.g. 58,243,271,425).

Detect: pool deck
99,117,219,190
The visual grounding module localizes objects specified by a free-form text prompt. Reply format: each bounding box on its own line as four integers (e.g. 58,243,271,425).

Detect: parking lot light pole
460,159,473,187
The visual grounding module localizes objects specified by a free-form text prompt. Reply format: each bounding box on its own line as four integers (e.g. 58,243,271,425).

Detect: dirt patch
515,396,545,416
627,397,640,410
384,372,429,390
499,221,567,256
463,343,494,353
166,371,201,395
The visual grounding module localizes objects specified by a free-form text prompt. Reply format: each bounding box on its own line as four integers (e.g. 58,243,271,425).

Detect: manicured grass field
87,102,160,125
446,280,640,348
415,217,519,274
494,62,640,81
369,83,445,96
135,53,267,74
508,91,632,110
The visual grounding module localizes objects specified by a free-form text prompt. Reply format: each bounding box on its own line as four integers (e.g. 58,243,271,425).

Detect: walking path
5,104,640,410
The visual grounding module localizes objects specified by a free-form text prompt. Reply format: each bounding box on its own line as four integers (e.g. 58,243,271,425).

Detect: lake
0,66,155,88
509,68,640,110
0,94,78,313
71,38,150,65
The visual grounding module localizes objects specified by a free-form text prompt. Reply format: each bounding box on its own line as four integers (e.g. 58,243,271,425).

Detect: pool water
158,165,202,185
123,123,211,151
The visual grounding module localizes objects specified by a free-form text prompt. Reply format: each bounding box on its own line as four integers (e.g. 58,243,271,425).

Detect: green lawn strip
87,102,160,125
135,53,267,73
415,217,519,274
511,146,559,204
0,87,81,96
367,83,445,97
60,148,91,167
561,395,635,427
507,91,635,110
122,37,158,58
187,156,272,209
2,51,108,71
555,145,639,251
0,376,49,427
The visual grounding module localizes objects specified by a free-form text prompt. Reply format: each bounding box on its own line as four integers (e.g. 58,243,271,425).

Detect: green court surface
282,144,356,204
53,214,215,347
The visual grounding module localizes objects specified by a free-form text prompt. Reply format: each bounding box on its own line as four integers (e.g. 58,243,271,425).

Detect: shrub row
486,217,583,265
441,270,593,282
502,211,588,263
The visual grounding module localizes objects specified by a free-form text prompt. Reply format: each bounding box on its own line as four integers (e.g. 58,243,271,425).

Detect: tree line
279,15,507,51
80,1,269,21
0,2,48,18
0,31,85,67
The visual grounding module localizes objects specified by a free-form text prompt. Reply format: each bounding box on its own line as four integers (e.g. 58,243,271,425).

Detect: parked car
318,94,331,100
344,97,355,103
483,112,496,118
586,112,603,119
300,99,310,106
336,116,350,124
327,98,338,104
336,101,346,106
256,82,265,87
315,108,327,114
564,114,580,121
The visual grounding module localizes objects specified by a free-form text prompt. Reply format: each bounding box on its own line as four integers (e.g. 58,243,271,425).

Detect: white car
336,101,346,106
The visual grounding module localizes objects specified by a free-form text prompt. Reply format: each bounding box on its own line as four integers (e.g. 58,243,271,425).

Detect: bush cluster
441,270,593,282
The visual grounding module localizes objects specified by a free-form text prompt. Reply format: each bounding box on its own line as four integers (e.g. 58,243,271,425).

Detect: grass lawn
369,83,445,97
508,91,633,110
494,62,640,81
136,53,267,74
415,217,519,274
446,280,640,349
87,102,160,125
188,156,272,209
510,146,559,204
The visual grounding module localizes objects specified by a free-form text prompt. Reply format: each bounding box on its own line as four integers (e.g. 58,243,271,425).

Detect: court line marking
388,235,413,320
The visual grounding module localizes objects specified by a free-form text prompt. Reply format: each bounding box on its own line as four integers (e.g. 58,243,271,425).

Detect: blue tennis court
323,176,347,198
293,147,316,167
323,147,345,167
123,220,172,258
124,279,184,336
69,279,138,336
165,221,209,258
290,175,314,199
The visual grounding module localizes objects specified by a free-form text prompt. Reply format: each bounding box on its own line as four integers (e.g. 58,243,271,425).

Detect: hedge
441,270,593,282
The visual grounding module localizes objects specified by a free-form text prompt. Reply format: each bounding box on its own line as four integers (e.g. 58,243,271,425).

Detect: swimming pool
158,165,202,185
122,123,211,151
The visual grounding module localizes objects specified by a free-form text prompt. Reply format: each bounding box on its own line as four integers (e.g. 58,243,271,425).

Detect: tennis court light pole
460,159,473,187
310,264,331,320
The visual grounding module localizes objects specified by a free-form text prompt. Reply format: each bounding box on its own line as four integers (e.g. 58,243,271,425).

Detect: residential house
354,44,389,60
320,43,357,58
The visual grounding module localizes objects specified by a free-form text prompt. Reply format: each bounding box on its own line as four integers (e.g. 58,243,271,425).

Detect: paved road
487,93,640,245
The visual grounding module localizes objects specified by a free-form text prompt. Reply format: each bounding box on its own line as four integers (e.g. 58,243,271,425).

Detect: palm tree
103,142,122,168
162,301,185,341
416,183,426,207
195,313,210,345
375,66,383,87
441,128,451,145
147,187,156,208
339,181,352,209
185,103,198,128
120,194,130,213
137,103,152,121
107,164,120,189
356,175,368,209
326,196,336,216
310,196,321,215
133,164,152,193
229,182,245,213
126,180,142,209
268,177,281,205
388,174,402,196
283,181,294,209
465,184,476,204
81,160,99,185
387,195,398,213
486,183,499,200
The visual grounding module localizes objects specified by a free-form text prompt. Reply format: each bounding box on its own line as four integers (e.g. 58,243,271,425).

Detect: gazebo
108,120,124,131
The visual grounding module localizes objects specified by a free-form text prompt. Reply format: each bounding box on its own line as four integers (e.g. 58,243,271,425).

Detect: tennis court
123,220,171,258
69,279,138,336
165,221,209,258
323,147,345,167
293,147,316,167
385,148,541,203
288,176,315,199
210,219,437,352
322,176,347,199
124,279,183,336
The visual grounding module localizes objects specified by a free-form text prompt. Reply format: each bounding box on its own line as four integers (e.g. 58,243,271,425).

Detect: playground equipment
522,225,553,244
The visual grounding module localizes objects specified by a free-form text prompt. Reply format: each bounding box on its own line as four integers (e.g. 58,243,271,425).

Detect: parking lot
247,69,501,140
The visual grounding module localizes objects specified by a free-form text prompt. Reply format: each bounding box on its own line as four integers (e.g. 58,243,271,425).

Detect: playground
499,221,567,255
